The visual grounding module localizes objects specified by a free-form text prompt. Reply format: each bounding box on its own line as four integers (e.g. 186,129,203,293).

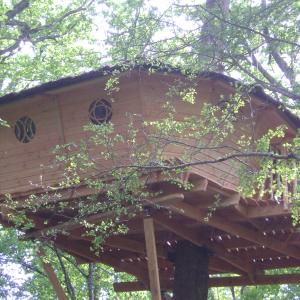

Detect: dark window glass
15,116,36,143
89,99,112,124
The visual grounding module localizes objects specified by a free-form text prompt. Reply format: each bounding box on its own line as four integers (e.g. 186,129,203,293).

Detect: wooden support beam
207,184,236,198
209,257,242,274
234,203,291,220
25,193,184,239
114,273,300,292
25,209,135,239
149,193,185,206
55,237,148,282
105,236,167,259
3,184,95,209
191,178,208,192
221,193,240,207
0,204,15,226
144,217,161,300
114,281,150,293
209,273,300,287
153,213,254,276
196,192,240,209
247,204,291,218
169,202,300,260
145,171,193,187
37,248,68,300
233,205,267,230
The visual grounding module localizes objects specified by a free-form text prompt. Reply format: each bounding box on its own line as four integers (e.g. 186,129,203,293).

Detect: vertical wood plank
144,217,162,300
38,248,69,300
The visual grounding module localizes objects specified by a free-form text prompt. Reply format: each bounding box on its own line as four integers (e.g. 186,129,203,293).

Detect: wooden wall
0,71,142,196
140,73,246,190
0,71,293,196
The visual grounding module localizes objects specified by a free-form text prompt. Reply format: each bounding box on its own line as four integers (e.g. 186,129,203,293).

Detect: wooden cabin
0,65,300,298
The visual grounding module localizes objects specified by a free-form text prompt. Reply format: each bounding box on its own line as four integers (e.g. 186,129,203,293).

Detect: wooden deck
2,171,299,293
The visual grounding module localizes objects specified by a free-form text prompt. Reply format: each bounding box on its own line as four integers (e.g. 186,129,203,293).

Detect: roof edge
0,64,299,129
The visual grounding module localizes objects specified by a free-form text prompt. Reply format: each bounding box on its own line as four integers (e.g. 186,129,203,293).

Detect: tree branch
110,151,300,172
260,0,297,88
175,3,300,47
54,247,76,300
5,0,29,20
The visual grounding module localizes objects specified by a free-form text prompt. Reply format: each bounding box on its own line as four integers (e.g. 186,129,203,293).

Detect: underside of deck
1,172,300,293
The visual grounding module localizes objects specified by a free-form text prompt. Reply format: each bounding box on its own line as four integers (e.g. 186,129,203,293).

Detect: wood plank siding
0,70,292,196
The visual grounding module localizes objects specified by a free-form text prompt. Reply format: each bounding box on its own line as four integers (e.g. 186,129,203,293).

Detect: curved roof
0,64,299,129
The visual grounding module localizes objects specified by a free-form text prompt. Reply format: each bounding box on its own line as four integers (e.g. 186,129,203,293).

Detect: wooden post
37,248,69,300
144,217,162,300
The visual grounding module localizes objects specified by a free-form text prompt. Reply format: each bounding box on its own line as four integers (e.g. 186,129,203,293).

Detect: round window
15,116,36,143
89,99,112,125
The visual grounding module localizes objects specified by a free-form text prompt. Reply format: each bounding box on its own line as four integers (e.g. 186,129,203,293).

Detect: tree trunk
55,248,76,300
230,287,237,300
201,0,230,73
173,240,210,300
88,263,95,300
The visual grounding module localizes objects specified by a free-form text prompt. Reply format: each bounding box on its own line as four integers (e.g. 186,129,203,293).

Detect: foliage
4,78,300,297
100,0,300,221
100,0,300,222
1,0,300,299
0,118,9,127
0,225,150,299
0,0,101,95
208,283,300,300
104,0,300,108
1,225,299,299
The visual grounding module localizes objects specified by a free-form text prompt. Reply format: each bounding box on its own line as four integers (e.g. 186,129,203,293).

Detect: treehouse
0,65,300,299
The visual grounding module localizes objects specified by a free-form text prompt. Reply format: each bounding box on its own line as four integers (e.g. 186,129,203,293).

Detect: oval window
89,99,112,125
15,116,36,143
